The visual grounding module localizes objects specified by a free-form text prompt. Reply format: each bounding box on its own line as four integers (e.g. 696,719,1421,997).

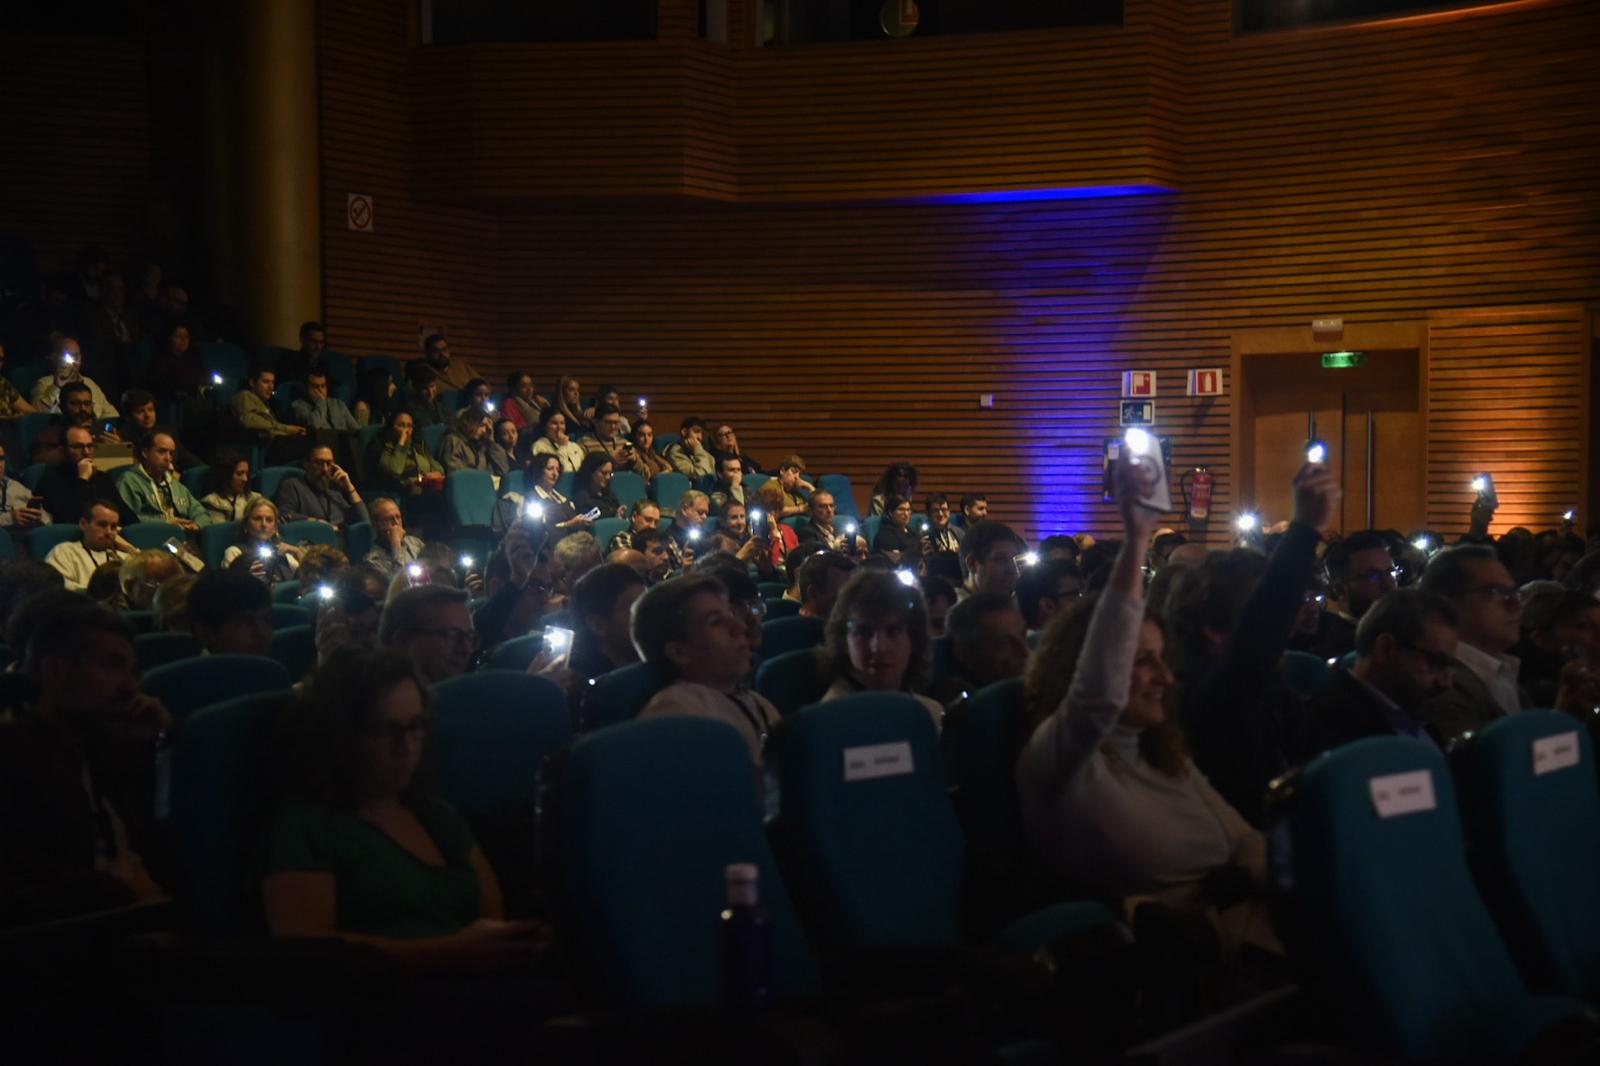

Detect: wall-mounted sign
1321,350,1366,369
1121,370,1157,398
347,193,375,233
1186,368,1224,397
1119,399,1155,426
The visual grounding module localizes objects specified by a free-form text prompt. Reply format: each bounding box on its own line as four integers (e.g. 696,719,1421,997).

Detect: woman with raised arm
1016,456,1276,957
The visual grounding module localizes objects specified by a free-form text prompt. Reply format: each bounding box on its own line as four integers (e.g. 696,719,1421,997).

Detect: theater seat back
1454,710,1600,997
1280,737,1588,1062
547,716,819,1005
775,694,963,950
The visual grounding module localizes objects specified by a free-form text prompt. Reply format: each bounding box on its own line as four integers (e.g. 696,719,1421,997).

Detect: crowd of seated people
6,245,1600,1060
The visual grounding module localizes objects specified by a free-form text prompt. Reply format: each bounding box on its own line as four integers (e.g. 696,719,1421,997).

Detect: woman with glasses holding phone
263,646,550,970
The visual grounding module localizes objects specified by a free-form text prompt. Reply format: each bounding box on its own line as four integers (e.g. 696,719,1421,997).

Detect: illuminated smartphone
543,625,575,665
1118,428,1172,512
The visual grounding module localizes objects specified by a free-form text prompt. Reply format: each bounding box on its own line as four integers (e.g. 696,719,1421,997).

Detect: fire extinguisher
1181,466,1214,524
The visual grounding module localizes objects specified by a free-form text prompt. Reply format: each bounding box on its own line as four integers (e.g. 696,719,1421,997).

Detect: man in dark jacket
1307,588,1460,752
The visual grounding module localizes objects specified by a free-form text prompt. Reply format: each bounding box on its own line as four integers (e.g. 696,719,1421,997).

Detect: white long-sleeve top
1015,588,1263,903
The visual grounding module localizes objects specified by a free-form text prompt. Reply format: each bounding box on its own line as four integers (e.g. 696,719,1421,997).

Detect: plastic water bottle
720,862,773,1006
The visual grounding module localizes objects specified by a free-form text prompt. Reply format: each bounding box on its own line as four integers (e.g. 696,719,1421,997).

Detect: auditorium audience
798,550,854,620
572,453,623,520
708,453,746,512
868,461,917,517
930,591,1030,707
263,646,548,965
366,497,427,577
584,403,635,468
276,445,369,530
488,419,519,480
420,332,478,391
231,367,307,448
439,408,492,475
635,574,779,765
222,499,301,584
0,602,168,926
775,455,813,518
353,366,399,427
118,549,182,611
198,450,265,524
502,371,549,431
872,494,920,562
0,342,39,418
119,389,202,467
1017,458,1276,959
632,528,675,584
531,406,585,473
369,411,445,498
1313,531,1398,659
189,568,273,656
1418,544,1529,741
379,585,477,685
45,500,135,590
961,521,1025,599
922,574,957,637
611,499,661,554
527,454,585,533
751,480,799,568
1514,581,1599,708
0,442,48,528
31,336,118,420
922,493,962,553
565,562,647,684
961,493,989,525
799,490,865,555
709,422,761,474
118,429,212,531
664,416,714,479
552,375,590,435
403,362,450,428
289,369,360,432
819,568,944,728
1306,589,1459,750
1017,557,1084,634
628,419,674,482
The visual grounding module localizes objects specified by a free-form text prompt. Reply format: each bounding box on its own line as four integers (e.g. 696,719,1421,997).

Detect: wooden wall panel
1425,308,1589,536
318,0,500,363
0,35,149,275
475,0,1598,540
307,0,1600,541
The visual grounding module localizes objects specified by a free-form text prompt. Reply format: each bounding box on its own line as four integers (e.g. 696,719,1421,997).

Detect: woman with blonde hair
1016,458,1274,958
222,498,303,585
553,375,590,435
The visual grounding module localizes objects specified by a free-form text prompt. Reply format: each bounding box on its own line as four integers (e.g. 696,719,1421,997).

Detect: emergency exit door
1240,349,1425,535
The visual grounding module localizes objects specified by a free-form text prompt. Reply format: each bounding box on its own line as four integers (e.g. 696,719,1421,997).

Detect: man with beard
274,444,370,531
1307,588,1460,750
35,426,133,528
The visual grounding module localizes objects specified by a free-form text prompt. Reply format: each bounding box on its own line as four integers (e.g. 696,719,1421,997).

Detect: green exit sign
1321,350,1367,369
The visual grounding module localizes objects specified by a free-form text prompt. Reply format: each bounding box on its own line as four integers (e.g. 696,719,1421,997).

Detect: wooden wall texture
7,1,1592,542
374,0,1596,540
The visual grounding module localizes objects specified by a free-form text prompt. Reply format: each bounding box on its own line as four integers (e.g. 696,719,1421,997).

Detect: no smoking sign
347,193,374,233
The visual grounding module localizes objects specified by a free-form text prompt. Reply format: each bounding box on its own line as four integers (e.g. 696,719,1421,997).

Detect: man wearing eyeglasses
1308,589,1460,751
379,585,476,685
34,425,132,528
1316,530,1400,659
1419,544,1529,743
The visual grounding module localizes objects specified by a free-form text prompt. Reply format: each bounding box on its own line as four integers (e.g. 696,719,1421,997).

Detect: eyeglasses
362,716,430,744
66,442,97,453
1355,567,1401,586
734,599,767,621
1467,583,1520,608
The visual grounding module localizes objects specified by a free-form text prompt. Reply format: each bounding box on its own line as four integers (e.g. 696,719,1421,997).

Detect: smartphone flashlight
1472,475,1489,494
1412,535,1433,552
406,563,423,580
844,521,858,537
749,508,764,524
164,543,179,555
211,372,224,386
483,401,495,413
637,397,648,409
1021,551,1039,567
256,544,275,560
1305,440,1328,465
317,584,335,602
524,502,543,522
458,554,475,570
544,626,575,657
61,353,75,365
687,527,702,542
1123,427,1156,458
1236,512,1260,533
896,569,918,588
1564,509,1576,522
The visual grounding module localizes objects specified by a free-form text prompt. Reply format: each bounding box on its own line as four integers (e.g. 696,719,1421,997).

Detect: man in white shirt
1418,544,1528,744
634,573,779,766
0,443,49,529
45,500,135,590
30,335,119,421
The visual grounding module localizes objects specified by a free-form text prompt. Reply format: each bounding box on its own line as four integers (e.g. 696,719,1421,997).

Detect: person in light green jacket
117,430,215,531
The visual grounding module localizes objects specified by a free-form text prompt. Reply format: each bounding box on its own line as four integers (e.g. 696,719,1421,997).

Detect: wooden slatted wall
318,0,499,363
0,35,149,276
1426,308,1590,535
318,0,1600,540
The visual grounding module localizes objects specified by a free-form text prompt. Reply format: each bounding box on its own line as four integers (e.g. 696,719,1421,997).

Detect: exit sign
1321,350,1367,369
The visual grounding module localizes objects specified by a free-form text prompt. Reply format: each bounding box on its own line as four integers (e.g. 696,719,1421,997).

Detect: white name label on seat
1533,732,1581,776
1368,769,1436,818
843,741,914,782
